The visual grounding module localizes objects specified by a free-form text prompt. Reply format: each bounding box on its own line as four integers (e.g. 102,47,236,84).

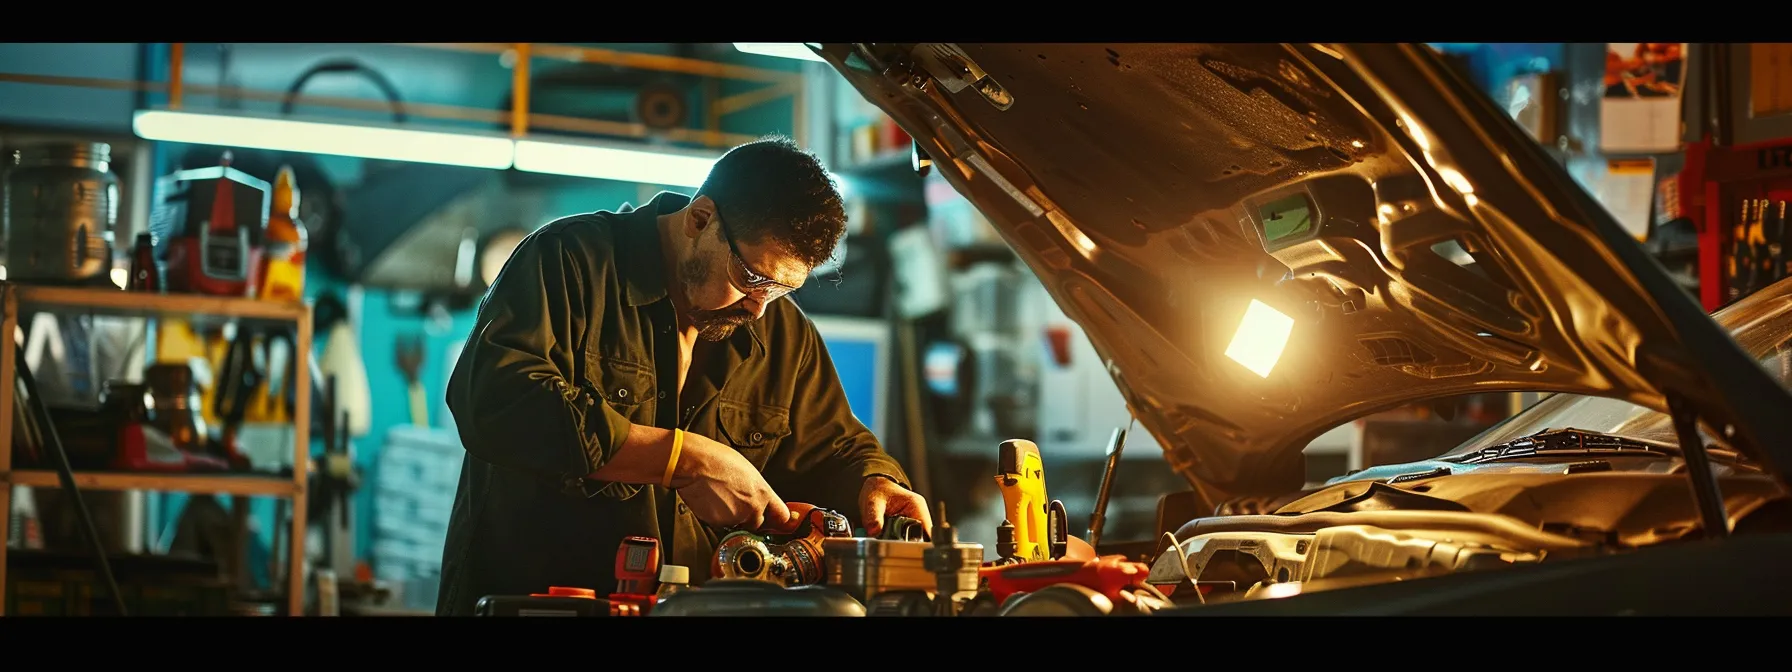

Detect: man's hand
673,432,794,531
859,475,932,538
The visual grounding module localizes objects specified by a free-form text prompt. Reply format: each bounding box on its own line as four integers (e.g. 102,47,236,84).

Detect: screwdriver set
1728,198,1792,301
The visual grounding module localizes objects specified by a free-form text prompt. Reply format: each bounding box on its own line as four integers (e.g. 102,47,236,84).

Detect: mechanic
435,135,931,615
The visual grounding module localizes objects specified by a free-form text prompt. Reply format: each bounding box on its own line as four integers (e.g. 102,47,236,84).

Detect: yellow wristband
661,429,685,489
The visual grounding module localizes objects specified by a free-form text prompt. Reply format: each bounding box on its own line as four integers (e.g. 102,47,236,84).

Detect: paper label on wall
1599,43,1689,154
1600,158,1659,240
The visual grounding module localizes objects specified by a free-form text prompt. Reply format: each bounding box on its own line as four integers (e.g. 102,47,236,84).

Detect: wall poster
1599,42,1689,154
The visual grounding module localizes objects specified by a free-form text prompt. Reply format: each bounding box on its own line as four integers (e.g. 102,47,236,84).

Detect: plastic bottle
257,166,309,302
655,564,691,603
316,568,339,616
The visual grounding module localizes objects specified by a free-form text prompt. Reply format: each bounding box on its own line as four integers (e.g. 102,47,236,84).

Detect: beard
679,254,754,342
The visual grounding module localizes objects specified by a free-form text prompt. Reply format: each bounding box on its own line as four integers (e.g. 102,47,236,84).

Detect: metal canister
821,537,985,604
2,142,118,283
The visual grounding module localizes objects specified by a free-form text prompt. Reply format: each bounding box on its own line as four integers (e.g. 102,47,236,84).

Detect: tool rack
0,281,313,616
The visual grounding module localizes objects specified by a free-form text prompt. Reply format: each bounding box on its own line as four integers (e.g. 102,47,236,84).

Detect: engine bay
473,424,1792,617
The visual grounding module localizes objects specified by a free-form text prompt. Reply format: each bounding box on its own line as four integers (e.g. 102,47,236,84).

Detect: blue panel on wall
819,338,879,433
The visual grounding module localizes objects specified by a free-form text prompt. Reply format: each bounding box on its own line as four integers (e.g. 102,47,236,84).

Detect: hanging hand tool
995,438,1051,563
394,333,427,427
243,329,298,424
1730,199,1752,301
1747,199,1769,295
1773,201,1788,284
211,330,262,470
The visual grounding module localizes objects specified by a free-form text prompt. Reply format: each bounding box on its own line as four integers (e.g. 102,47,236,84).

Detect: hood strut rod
1667,395,1730,538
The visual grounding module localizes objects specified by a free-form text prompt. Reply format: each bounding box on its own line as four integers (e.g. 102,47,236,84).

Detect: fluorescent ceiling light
733,43,826,63
514,138,718,188
1224,299,1294,378
133,109,515,170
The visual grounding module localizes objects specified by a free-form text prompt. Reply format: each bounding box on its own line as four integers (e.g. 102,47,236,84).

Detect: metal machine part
998,584,1115,616
711,503,853,587
4,142,118,283
997,582,1172,616
882,514,928,541
714,532,777,583
651,579,866,617
923,502,985,615
960,592,1003,616
864,590,936,617
823,536,981,605
1088,424,1130,549
1146,524,1548,603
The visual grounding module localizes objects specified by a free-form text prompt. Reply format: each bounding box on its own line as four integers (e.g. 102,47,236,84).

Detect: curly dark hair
694,134,847,270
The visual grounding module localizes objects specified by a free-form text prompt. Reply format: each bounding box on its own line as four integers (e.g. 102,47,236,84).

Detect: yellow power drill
995,439,1052,563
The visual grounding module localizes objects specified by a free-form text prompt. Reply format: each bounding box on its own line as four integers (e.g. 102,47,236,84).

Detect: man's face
680,205,809,342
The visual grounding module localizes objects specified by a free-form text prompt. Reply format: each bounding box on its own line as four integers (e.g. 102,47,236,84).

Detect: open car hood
813,43,1792,504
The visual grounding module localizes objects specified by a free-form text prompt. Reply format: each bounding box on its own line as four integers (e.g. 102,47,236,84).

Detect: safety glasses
716,215,800,302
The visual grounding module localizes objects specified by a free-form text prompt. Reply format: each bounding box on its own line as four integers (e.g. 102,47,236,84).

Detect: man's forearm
588,424,704,487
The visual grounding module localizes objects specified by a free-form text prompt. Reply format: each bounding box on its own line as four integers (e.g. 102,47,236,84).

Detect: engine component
882,514,928,541
997,584,1114,616
960,592,1003,616
824,536,982,604
651,579,866,617
864,590,935,616
981,554,1155,606
4,142,118,284
712,503,852,587
990,519,1021,566
998,583,1171,616
473,586,613,617
923,502,985,615
1146,524,1548,601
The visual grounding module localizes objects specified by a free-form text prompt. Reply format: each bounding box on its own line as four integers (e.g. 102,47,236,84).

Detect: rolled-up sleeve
445,229,641,500
777,320,911,515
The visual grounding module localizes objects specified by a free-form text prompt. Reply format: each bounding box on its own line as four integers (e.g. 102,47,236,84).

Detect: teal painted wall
3,43,805,584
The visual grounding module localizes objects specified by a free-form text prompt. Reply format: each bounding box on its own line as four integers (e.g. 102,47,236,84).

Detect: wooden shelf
1,470,298,497
14,284,308,324
0,280,314,615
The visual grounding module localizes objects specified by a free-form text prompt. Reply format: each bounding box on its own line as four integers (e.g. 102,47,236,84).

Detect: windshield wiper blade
1451,428,1675,466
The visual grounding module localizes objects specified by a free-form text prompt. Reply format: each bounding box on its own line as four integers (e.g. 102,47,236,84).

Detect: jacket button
657,391,666,399
750,431,764,443
617,388,629,399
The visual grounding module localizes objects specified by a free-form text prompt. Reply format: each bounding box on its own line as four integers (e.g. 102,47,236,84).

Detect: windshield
1444,278,1792,457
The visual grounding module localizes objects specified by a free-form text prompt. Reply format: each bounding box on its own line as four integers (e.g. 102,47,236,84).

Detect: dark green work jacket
436,191,909,615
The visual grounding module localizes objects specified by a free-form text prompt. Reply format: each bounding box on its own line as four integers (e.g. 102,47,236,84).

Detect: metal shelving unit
0,282,312,616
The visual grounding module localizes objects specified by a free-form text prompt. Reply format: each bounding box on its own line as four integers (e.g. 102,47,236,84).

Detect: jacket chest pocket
582,357,657,421
716,400,791,470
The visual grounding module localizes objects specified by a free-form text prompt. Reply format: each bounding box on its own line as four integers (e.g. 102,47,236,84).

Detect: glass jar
2,142,118,283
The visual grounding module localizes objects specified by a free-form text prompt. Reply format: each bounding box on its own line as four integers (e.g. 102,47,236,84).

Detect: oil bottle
256,166,308,302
